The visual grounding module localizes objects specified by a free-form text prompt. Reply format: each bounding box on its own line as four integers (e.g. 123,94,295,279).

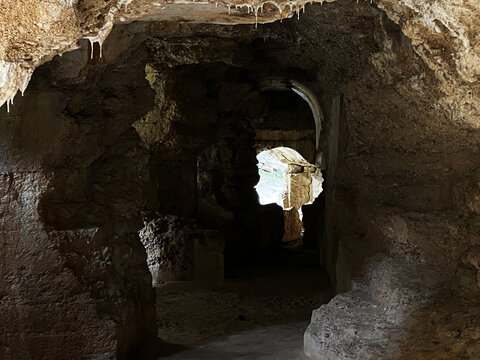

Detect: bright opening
255,150,288,206
255,147,323,244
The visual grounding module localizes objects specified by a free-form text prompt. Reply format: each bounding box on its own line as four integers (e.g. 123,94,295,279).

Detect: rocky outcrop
139,214,224,285
376,0,480,115
304,256,440,359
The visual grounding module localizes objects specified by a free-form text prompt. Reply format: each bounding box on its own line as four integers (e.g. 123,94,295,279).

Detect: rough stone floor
154,268,333,359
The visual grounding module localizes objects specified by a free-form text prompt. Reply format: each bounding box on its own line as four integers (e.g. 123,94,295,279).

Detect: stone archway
256,78,325,167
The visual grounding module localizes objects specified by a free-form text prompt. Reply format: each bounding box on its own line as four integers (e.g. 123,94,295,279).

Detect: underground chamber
1,1,480,359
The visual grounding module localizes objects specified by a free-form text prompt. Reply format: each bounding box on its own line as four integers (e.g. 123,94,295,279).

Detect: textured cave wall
0,39,156,359
283,2,480,358
375,0,480,119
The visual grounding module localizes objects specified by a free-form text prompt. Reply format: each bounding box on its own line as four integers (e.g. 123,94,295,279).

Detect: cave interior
1,0,480,359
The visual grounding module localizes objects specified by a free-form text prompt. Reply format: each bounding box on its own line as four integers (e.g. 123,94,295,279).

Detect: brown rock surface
0,36,157,359
139,214,224,284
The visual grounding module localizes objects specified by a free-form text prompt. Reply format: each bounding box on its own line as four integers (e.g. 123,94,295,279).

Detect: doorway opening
255,147,323,246
133,63,333,359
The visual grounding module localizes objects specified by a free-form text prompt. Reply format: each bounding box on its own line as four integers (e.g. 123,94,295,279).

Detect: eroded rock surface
140,214,224,284
0,35,157,359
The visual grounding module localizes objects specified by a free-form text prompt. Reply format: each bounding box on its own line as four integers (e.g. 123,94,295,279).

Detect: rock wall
295,2,480,358
0,39,156,359
139,214,224,285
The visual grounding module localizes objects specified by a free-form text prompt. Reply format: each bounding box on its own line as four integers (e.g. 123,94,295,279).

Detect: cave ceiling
0,0,479,118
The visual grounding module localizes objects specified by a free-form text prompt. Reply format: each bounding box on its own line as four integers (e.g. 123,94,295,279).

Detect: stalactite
224,0,312,27
0,61,33,113
0,0,133,112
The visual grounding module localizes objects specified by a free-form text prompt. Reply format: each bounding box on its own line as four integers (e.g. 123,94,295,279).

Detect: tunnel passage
132,51,330,276
125,25,337,356
137,75,328,276
132,48,335,356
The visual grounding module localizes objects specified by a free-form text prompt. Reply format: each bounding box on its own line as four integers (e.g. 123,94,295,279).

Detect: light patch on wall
255,147,324,243
255,150,288,206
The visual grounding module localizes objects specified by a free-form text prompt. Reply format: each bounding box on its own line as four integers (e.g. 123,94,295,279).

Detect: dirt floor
154,268,333,359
